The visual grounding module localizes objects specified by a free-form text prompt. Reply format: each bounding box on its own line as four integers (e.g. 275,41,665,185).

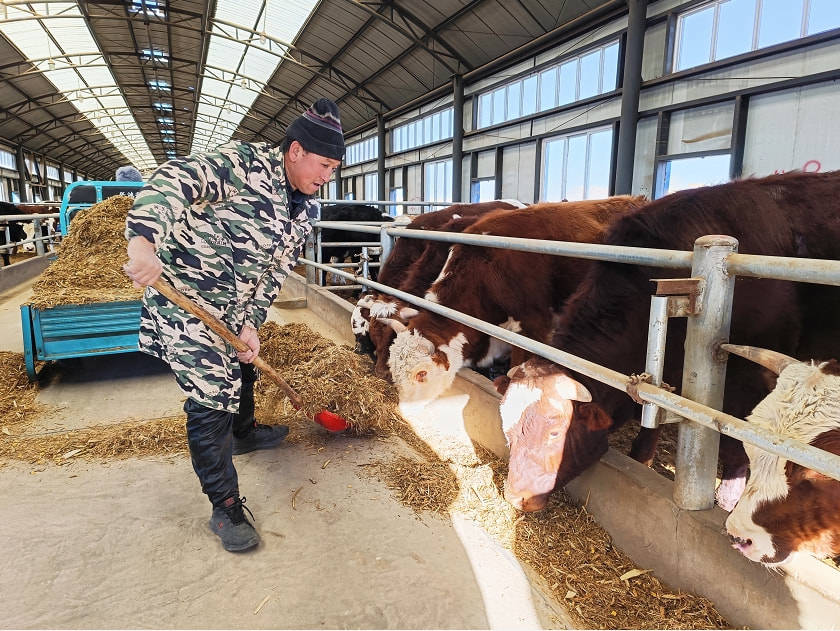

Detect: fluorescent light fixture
148,79,171,91
140,48,168,63
190,0,318,153
153,102,173,111
0,2,157,170
128,0,166,18
157,117,174,124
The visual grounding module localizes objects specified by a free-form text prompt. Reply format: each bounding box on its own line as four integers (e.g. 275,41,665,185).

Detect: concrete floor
0,276,570,630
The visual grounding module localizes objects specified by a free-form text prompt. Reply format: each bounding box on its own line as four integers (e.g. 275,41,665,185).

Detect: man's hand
237,325,260,363
124,236,162,288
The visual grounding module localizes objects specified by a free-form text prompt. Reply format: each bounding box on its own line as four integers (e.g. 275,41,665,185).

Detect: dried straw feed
0,352,41,430
256,321,401,435
29,195,142,309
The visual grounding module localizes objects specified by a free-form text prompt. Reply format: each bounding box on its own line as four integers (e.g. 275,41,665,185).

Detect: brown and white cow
721,344,840,565
350,200,523,371
498,171,840,513
385,197,646,403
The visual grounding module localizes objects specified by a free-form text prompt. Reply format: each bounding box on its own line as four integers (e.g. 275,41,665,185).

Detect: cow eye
548,430,561,440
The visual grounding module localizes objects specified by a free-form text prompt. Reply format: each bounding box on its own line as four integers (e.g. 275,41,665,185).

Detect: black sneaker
232,423,289,455
209,496,260,552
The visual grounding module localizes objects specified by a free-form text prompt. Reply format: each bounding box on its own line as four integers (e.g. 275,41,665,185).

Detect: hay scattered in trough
365,431,728,630
0,352,42,430
256,322,401,435
0,416,186,465
29,196,142,309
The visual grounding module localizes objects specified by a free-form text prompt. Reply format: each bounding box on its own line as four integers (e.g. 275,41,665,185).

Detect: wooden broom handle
151,278,304,410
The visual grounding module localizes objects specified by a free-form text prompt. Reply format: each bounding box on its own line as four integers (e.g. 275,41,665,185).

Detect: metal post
304,234,317,285
613,0,647,195
33,219,44,255
674,235,737,510
641,295,670,428
360,246,371,281
377,114,386,203
315,227,324,286
379,224,394,266
452,74,464,202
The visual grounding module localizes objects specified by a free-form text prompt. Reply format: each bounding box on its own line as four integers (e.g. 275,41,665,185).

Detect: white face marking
388,330,466,403
350,306,370,335
499,381,543,439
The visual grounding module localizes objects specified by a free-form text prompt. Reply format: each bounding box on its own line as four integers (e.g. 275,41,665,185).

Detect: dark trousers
184,362,257,508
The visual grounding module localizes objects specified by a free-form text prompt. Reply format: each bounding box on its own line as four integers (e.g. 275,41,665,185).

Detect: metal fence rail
0,213,61,256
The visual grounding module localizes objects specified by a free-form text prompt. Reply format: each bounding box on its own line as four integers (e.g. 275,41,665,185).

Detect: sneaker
232,423,289,455
209,496,260,552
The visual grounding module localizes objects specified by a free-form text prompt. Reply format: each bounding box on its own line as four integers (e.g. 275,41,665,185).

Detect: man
123,99,344,553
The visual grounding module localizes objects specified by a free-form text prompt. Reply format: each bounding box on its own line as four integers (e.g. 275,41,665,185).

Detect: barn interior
2,1,840,629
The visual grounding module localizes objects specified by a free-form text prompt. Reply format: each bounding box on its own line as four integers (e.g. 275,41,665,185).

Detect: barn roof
0,0,622,179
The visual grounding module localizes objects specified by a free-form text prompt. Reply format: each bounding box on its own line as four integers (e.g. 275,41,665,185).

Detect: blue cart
20,180,145,380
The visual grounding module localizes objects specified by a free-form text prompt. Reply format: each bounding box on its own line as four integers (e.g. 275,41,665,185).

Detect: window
141,48,169,63
63,171,72,183
328,180,337,200
160,129,174,135
0,149,16,170
148,79,171,92
47,165,59,180
153,102,173,111
391,108,454,153
388,187,403,216
470,178,495,203
345,137,377,166
476,40,620,129
674,0,840,72
128,0,166,17
541,127,614,201
157,117,173,124
424,159,452,202
364,172,378,200
655,154,731,197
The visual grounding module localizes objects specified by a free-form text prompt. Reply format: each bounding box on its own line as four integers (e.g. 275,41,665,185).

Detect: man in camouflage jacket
124,99,344,552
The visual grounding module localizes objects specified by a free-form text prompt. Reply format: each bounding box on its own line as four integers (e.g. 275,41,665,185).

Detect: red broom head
314,409,350,432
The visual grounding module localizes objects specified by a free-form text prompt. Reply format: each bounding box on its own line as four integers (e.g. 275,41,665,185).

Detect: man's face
285,140,341,195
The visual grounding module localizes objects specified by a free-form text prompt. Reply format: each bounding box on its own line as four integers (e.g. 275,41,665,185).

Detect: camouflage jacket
125,141,318,412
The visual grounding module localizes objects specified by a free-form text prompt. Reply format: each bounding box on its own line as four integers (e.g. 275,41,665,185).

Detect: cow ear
431,350,450,371
577,402,612,431
398,306,419,319
553,374,591,402
493,375,511,395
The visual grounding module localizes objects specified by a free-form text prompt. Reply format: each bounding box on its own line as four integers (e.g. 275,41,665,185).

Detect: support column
613,0,647,195
16,145,28,203
377,114,386,204
451,74,464,202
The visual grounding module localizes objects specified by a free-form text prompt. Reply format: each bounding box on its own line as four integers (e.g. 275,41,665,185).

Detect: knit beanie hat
285,98,345,160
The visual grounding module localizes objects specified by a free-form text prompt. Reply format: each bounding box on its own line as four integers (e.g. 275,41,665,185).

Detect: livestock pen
300,198,840,629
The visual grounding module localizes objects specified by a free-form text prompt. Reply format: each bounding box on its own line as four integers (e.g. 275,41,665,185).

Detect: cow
318,204,393,285
721,344,840,566
497,171,840,513
350,200,524,369
0,201,27,267
383,197,647,404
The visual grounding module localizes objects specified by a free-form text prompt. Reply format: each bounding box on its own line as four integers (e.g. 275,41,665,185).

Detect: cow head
722,344,840,565
499,360,612,511
386,321,467,403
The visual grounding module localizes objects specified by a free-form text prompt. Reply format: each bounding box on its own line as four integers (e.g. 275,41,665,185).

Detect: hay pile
367,430,728,629
0,417,186,466
256,321,401,435
29,195,142,309
0,352,42,431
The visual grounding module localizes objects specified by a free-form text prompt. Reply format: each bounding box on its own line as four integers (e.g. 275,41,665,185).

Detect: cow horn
378,318,408,334
720,344,798,375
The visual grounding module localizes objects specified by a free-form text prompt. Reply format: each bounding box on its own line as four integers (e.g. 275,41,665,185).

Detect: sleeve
125,142,252,247
244,210,312,329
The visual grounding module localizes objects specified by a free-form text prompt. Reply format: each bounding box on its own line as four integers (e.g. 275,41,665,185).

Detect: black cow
318,204,393,283
0,201,27,267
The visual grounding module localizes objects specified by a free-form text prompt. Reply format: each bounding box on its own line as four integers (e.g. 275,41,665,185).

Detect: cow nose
728,533,752,549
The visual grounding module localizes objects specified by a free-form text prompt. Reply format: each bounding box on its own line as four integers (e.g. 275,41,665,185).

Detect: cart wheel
20,305,38,381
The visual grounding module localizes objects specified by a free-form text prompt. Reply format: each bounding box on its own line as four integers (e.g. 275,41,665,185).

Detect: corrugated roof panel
0,2,156,169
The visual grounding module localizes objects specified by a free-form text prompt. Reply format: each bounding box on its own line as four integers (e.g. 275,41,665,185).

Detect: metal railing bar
726,252,840,287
